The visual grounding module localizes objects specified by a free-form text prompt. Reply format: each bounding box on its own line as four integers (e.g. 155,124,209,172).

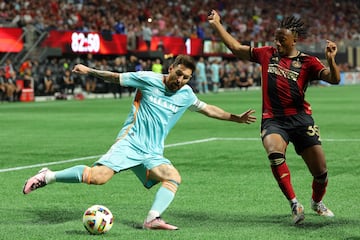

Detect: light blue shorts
94,138,171,188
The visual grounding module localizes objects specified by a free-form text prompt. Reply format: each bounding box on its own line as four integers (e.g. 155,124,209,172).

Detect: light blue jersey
96,71,206,185
119,71,204,154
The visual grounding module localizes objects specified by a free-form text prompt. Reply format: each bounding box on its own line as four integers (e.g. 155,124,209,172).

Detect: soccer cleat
143,217,178,230
291,202,305,224
22,168,49,194
311,200,334,217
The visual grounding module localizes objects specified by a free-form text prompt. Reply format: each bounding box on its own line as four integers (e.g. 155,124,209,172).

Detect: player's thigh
261,120,289,154
148,164,181,183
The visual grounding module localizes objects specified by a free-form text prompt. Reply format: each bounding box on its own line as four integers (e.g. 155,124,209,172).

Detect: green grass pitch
1,85,359,240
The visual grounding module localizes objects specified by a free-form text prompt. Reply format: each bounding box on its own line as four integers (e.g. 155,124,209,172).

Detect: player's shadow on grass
23,208,81,224
122,219,145,229
19,207,143,234
20,208,123,236
171,210,360,229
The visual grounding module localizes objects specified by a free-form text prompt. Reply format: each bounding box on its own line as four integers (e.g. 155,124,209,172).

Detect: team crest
292,59,302,68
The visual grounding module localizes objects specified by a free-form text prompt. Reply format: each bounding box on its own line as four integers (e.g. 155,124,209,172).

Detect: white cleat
292,202,305,224
311,200,334,217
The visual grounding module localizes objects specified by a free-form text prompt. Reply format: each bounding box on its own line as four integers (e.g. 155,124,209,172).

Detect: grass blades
1,85,360,240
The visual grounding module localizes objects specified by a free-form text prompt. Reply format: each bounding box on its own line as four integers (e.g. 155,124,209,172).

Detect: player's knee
169,168,181,184
314,171,328,183
172,174,181,185
163,166,181,184
268,152,285,166
83,166,114,185
162,179,181,194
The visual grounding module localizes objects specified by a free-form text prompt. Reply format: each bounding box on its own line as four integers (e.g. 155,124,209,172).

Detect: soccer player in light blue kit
210,58,221,93
23,55,256,230
195,56,208,93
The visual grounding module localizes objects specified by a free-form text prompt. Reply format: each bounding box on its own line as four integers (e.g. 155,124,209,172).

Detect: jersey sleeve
188,99,207,112
119,71,160,89
251,46,276,64
311,57,327,80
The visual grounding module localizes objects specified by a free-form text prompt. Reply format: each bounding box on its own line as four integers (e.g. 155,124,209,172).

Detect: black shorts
261,113,322,155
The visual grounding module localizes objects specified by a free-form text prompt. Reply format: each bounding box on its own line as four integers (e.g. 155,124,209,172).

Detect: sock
53,165,87,183
312,173,328,203
147,180,179,221
271,162,296,200
146,210,160,223
45,170,56,184
289,198,298,208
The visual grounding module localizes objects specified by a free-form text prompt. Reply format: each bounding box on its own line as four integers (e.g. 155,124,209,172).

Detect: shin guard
268,153,296,200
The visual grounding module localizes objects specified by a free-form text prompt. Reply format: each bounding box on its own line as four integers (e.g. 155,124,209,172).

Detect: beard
165,76,181,92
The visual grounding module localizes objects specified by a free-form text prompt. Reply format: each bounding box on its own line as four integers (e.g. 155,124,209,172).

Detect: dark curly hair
279,16,308,38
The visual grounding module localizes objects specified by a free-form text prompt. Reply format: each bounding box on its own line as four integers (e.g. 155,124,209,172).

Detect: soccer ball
83,205,114,235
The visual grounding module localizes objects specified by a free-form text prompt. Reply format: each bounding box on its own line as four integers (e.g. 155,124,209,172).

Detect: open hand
234,109,257,124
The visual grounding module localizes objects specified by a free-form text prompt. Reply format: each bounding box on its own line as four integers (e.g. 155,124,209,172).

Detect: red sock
271,162,296,200
312,179,328,203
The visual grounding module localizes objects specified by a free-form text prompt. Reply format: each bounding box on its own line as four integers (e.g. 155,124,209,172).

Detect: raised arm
208,10,251,60
320,40,341,84
198,104,256,124
72,64,120,84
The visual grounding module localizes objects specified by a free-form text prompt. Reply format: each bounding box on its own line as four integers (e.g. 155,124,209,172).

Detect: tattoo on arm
89,69,119,83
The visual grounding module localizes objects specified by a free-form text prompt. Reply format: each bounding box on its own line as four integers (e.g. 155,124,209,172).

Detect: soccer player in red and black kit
208,10,340,224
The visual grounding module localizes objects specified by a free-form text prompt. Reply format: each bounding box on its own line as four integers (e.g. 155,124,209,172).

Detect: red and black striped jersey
251,46,326,119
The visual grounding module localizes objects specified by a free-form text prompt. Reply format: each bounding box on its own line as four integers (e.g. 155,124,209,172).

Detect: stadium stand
0,0,359,100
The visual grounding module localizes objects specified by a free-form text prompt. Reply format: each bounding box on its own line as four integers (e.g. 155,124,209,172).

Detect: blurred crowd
0,0,359,42
3,52,356,102
1,0,360,102
0,53,263,101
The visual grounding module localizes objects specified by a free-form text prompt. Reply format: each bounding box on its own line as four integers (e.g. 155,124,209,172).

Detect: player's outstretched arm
208,10,251,60
198,105,256,124
320,40,341,84
72,64,120,83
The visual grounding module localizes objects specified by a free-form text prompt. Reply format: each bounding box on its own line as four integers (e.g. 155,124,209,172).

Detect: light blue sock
213,84,218,93
150,183,178,215
54,165,87,183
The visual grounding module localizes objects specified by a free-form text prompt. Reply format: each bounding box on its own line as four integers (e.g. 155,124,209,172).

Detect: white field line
0,137,358,173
